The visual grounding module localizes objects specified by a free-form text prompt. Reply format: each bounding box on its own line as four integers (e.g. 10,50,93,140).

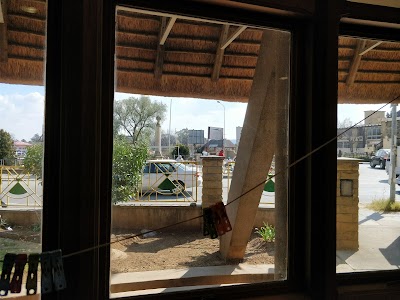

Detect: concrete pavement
337,205,400,273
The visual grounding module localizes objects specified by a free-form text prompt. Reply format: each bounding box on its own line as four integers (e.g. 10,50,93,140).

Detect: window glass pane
336,36,400,273
111,7,291,296
0,0,46,296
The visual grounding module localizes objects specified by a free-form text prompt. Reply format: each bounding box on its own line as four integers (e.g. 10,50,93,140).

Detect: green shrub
112,138,148,203
255,222,275,242
24,144,44,177
0,129,15,164
367,199,400,212
171,144,189,158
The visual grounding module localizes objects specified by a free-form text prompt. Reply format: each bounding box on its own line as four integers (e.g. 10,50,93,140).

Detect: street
358,162,398,204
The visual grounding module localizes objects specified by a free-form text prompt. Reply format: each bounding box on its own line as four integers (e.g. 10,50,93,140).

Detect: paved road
358,162,399,203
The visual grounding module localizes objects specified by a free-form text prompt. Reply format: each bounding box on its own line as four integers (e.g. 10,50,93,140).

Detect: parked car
370,148,390,169
140,159,202,195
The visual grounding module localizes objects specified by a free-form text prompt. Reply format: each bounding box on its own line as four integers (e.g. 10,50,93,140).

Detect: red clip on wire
210,201,232,236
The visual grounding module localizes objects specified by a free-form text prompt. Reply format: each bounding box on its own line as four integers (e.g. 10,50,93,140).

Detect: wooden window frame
42,0,399,299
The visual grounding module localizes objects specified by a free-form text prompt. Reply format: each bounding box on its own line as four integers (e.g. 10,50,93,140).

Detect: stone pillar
201,156,224,208
337,158,359,250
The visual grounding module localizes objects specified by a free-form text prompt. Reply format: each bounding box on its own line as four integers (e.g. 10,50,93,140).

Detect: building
200,139,236,156
337,111,386,156
381,117,400,149
13,141,32,157
0,1,399,299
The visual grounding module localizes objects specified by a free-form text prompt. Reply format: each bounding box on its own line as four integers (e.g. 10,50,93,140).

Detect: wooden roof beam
160,16,176,45
359,41,383,56
0,0,8,63
221,26,247,50
212,24,230,82
154,17,167,79
155,16,176,79
346,39,366,86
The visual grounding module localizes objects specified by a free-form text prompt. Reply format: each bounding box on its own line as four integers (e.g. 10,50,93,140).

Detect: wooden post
274,44,290,279
220,30,290,260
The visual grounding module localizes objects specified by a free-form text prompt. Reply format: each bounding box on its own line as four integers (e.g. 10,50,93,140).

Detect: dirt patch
0,225,41,244
110,229,274,273
0,226,41,268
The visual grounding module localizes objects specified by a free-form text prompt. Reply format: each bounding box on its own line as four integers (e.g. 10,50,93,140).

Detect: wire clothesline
1,94,399,263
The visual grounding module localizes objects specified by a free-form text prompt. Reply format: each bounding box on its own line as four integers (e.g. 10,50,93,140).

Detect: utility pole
217,101,225,156
168,99,172,155
390,104,397,203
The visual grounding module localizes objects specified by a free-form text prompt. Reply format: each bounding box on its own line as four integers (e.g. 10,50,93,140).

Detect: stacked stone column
201,156,224,208
337,158,359,250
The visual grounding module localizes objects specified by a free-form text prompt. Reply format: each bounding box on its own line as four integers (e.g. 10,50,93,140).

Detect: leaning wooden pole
220,29,290,260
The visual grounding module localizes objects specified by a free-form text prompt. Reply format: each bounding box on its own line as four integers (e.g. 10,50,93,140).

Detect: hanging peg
10,254,27,293
210,201,232,236
0,253,16,296
203,207,218,239
51,250,66,291
41,252,53,294
26,253,40,295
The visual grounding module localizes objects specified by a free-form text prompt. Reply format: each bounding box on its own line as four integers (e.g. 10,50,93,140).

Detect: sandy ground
0,226,275,274
110,229,274,273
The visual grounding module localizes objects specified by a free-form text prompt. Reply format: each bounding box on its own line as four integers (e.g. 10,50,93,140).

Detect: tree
0,129,14,163
159,130,176,146
172,144,189,158
338,118,358,154
337,118,353,129
386,110,400,118
24,144,44,177
112,138,148,203
176,128,189,145
114,96,167,144
30,133,43,143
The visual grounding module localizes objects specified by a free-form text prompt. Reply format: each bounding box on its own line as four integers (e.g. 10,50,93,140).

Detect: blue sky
0,83,392,141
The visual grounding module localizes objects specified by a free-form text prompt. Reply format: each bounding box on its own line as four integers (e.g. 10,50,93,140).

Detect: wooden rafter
359,41,383,56
160,16,176,45
154,17,167,79
154,16,176,79
0,0,3,23
346,39,366,86
212,24,230,82
221,26,247,50
0,0,8,62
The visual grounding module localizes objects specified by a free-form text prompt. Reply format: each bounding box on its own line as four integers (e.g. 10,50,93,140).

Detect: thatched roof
1,2,399,103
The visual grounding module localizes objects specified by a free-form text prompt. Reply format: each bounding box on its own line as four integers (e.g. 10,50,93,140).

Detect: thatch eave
1,2,399,105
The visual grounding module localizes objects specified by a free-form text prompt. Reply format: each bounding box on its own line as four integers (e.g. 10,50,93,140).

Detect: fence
133,160,201,203
223,161,276,206
0,166,42,207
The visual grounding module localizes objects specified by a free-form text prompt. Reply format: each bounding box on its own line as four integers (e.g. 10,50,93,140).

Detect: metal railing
132,161,201,203
223,161,275,206
0,166,42,207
